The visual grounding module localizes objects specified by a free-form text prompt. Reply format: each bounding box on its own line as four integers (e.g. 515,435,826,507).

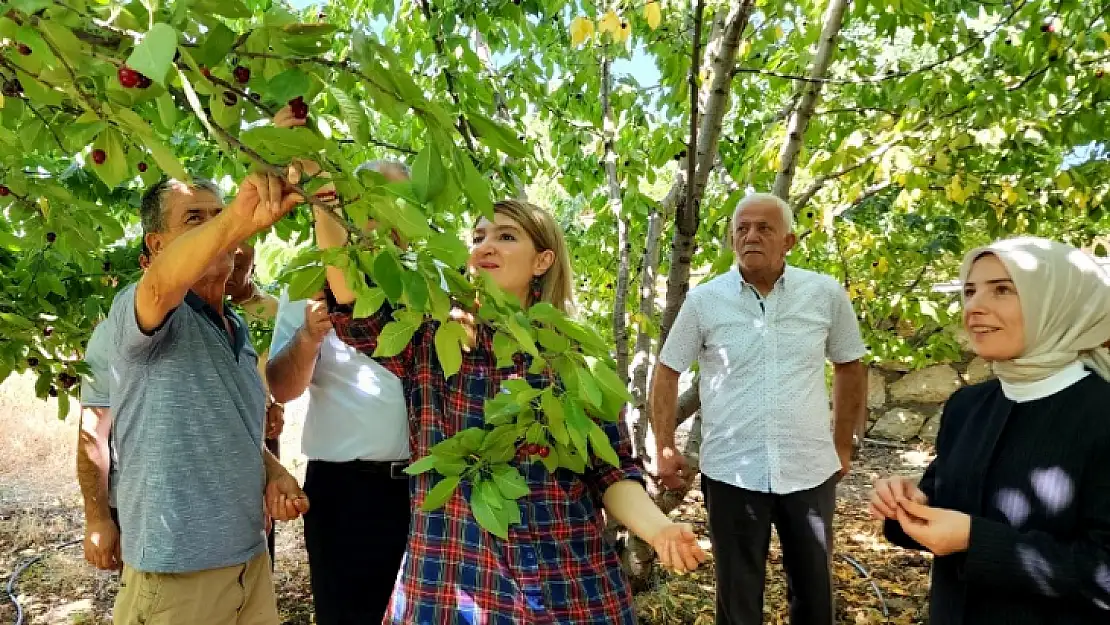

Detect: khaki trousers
114,551,278,625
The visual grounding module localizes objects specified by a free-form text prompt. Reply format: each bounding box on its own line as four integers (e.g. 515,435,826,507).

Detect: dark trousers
303,459,410,625
704,473,838,625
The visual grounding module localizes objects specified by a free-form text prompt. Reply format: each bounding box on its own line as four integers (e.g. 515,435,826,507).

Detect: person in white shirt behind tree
649,192,868,625
265,155,413,625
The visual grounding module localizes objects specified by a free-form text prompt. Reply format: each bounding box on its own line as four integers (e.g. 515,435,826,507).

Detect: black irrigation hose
840,553,890,617
6,539,81,625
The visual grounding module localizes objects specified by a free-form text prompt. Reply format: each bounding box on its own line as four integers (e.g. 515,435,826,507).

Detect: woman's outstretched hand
650,522,707,574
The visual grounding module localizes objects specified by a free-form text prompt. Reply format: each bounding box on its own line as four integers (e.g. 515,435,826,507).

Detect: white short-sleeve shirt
269,291,409,462
659,266,866,494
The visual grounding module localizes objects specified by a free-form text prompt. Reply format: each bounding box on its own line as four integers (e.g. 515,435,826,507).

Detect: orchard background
0,0,1107,622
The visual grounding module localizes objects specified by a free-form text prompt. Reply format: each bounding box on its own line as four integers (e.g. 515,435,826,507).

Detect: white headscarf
959,237,1110,384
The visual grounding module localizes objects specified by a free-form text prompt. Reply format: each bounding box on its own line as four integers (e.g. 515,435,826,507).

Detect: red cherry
136,74,152,89
1098,70,1106,79
27,357,39,368
92,149,107,165
45,232,56,244
538,446,550,458
233,66,250,84
222,91,237,106
117,66,140,88
137,162,148,172
48,387,58,397
200,66,212,79
0,185,9,196
17,44,31,56
289,96,308,119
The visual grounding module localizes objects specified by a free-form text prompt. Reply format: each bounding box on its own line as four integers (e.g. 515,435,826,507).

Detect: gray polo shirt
80,319,119,507
108,282,267,573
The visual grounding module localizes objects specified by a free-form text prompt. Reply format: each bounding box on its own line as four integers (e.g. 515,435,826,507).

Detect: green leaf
481,426,521,463
455,151,493,217
373,317,421,358
353,287,387,319
247,126,329,158
328,86,369,146
265,68,312,104
195,22,236,68
146,138,189,181
458,427,487,452
90,128,128,188
586,420,621,468
552,316,609,353
565,398,590,460
506,314,539,358
196,0,250,17
484,394,520,426
492,330,517,368
467,113,530,158
377,198,434,240
56,391,70,421
39,22,84,61
372,251,405,303
156,93,178,130
434,320,467,378
125,23,178,84
404,454,438,475
287,265,327,300
537,327,570,352
421,475,460,511
476,479,504,510
588,357,633,405
429,436,466,460
412,141,448,203
426,232,469,268
541,388,569,446
470,482,510,538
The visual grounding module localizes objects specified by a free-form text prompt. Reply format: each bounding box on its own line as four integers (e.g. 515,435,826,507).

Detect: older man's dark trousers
303,459,410,625
704,473,838,625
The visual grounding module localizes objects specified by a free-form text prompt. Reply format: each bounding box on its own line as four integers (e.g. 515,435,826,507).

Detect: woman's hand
869,475,927,520
895,500,971,556
650,522,707,574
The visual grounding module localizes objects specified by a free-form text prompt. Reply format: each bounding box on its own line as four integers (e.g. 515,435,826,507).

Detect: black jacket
884,374,1110,624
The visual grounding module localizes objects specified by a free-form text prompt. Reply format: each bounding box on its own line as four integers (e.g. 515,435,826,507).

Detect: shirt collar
736,265,790,291
999,360,1089,403
185,290,248,357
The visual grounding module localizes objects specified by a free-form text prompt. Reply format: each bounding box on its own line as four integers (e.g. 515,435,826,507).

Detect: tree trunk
628,197,667,462
771,0,850,201
658,0,754,345
619,0,755,592
602,57,632,385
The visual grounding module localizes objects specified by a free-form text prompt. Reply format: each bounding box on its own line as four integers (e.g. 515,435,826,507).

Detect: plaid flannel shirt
327,292,644,625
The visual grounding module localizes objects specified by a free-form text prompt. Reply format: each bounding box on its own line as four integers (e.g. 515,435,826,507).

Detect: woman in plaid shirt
313,199,705,624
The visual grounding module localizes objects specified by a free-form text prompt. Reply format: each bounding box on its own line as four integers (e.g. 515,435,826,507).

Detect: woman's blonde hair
492,199,576,315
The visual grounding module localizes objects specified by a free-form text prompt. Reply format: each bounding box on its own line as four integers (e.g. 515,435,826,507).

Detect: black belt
314,459,409,480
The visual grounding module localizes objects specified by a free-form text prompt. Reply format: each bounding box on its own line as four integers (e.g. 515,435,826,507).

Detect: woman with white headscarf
869,237,1110,625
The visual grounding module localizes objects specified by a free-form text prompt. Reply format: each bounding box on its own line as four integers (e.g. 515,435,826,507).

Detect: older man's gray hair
731,192,794,233
354,160,411,178
139,178,223,235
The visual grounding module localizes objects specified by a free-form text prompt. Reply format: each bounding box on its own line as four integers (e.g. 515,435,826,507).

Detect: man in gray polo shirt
109,173,308,625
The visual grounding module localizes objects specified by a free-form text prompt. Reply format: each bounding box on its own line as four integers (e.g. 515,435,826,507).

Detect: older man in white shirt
650,192,867,625
266,160,411,625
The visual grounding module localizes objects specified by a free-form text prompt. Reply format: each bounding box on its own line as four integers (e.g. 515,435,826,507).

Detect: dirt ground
0,371,933,624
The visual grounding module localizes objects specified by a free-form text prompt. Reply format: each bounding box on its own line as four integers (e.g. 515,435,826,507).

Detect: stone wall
864,357,993,444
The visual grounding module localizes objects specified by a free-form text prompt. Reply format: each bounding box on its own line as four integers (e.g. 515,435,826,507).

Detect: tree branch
771,0,849,200
734,0,1027,86
417,0,477,153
